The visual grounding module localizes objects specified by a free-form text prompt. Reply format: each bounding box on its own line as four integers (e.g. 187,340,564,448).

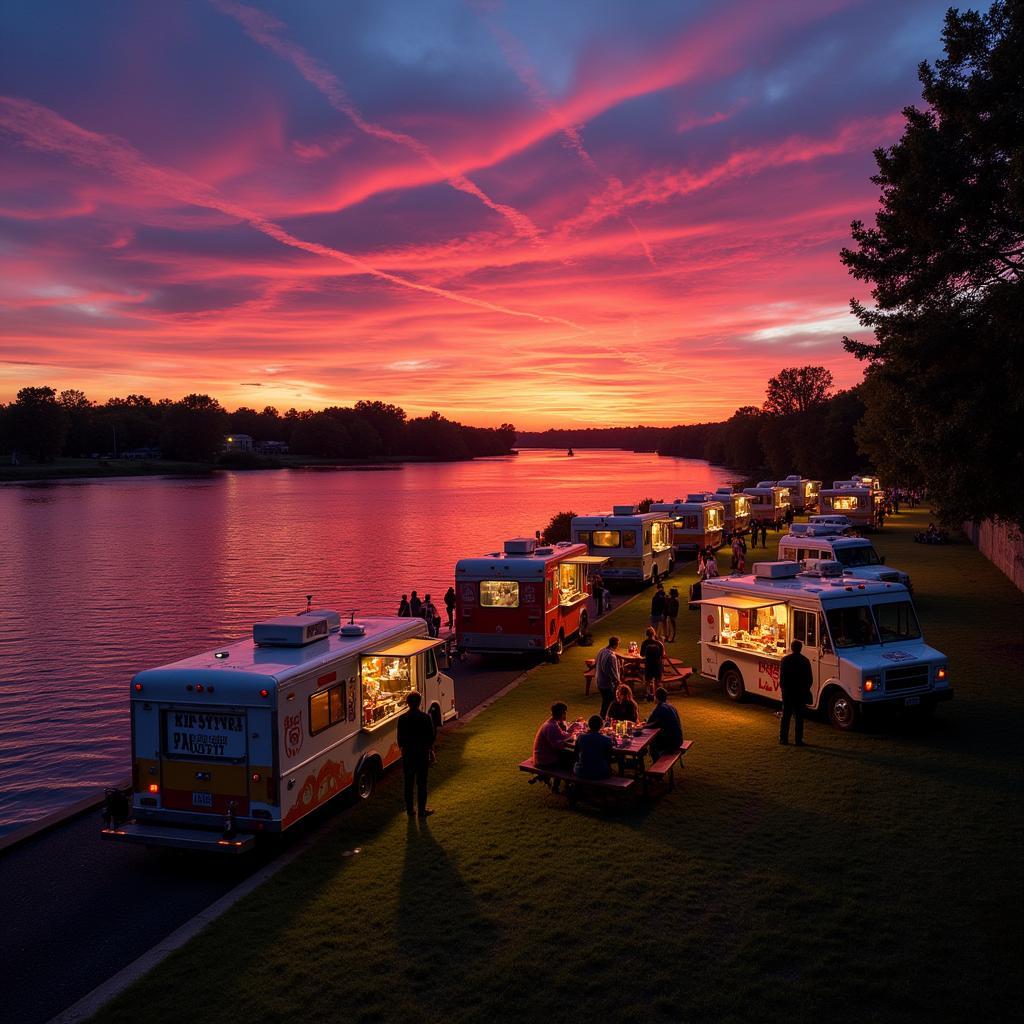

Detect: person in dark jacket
443,587,456,630
645,687,683,758
574,715,613,780
639,626,665,701
779,640,814,746
397,594,411,617
650,584,667,638
397,691,436,816
409,591,422,618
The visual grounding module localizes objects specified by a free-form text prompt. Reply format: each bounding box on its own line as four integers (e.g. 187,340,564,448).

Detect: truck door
791,609,824,701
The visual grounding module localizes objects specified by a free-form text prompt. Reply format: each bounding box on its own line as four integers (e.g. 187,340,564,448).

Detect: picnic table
565,725,660,793
583,654,692,696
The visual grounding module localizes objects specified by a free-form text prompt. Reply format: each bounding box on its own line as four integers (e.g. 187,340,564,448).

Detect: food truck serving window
651,521,672,551
831,495,860,511
717,602,788,656
591,530,621,548
480,580,519,607
706,508,723,530
361,655,415,729
557,562,585,604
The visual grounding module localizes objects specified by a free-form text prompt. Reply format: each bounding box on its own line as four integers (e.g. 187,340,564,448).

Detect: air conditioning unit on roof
504,538,536,555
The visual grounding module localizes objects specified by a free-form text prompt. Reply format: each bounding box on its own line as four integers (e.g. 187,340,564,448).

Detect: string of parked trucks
102,470,949,853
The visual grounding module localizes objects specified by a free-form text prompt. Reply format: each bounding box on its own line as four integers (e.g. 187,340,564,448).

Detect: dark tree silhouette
762,367,834,416
10,386,68,461
840,0,1023,526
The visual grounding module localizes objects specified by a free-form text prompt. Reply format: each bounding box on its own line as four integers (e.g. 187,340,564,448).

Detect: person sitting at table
574,714,613,780
606,684,640,723
532,701,574,791
644,687,683,758
640,626,665,702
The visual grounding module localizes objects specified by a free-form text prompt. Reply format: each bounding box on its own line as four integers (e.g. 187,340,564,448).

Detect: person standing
409,591,422,618
397,691,436,817
640,626,665,701
650,584,667,639
779,640,814,746
397,594,411,617
749,520,758,549
595,636,621,718
665,587,680,642
443,587,456,631
593,572,605,615
760,522,768,548
422,594,439,638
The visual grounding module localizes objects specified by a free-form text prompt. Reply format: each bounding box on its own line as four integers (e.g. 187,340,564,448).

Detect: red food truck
455,539,607,659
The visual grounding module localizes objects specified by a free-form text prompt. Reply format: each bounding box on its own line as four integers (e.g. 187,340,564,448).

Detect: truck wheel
722,667,745,702
355,762,377,800
549,635,564,662
827,691,859,730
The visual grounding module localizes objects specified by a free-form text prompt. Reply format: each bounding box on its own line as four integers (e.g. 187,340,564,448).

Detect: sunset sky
0,0,954,427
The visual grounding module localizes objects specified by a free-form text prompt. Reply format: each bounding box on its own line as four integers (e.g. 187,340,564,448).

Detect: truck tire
722,667,745,702
549,634,564,662
827,690,859,730
355,761,377,800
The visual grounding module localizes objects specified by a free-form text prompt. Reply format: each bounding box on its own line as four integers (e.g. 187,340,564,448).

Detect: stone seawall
963,518,1024,592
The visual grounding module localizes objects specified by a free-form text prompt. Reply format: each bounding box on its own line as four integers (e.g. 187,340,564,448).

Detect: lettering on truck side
757,660,780,694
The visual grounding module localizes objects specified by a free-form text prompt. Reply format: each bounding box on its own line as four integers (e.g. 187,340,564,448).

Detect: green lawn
95,509,1023,1024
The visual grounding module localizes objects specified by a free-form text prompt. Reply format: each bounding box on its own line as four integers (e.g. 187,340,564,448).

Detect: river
0,449,737,834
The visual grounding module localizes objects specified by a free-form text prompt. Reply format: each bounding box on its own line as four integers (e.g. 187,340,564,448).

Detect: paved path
0,650,541,1024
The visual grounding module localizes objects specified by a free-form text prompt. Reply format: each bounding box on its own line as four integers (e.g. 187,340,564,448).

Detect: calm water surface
0,449,736,833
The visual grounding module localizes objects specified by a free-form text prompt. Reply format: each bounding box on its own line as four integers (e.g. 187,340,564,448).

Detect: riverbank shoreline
0,451,519,484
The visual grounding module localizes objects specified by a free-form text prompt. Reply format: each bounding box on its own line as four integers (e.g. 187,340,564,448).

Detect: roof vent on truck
612,504,638,515
253,612,337,647
504,538,537,555
685,493,707,502
753,561,800,579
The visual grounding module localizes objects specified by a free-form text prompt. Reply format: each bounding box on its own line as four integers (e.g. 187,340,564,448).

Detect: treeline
515,427,669,451
0,389,516,464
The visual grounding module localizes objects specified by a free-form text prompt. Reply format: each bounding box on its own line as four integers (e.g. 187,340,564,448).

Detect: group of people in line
532,687,684,784
397,587,457,638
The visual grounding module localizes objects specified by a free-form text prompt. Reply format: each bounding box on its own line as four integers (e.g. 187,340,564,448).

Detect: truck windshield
825,605,879,648
834,545,881,567
873,601,921,643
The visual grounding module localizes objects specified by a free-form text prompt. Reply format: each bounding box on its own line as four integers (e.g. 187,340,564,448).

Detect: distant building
255,440,290,456
224,434,254,453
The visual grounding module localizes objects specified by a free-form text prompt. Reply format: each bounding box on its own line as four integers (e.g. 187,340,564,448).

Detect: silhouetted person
779,640,814,746
574,714,613,780
397,691,436,817
397,594,411,617
409,591,422,617
444,587,456,630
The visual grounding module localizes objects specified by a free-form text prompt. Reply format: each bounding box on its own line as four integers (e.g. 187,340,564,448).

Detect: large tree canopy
840,0,1024,527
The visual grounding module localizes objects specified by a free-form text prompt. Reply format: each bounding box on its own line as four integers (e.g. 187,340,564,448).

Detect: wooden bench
519,758,635,805
646,739,695,790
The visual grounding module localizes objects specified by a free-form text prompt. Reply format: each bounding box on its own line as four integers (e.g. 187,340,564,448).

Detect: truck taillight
134,683,143,692
259,688,269,698
148,783,159,794
251,772,261,783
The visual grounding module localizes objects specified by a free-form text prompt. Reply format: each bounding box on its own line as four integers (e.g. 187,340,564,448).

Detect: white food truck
778,524,911,590
650,495,725,553
572,506,674,585
777,475,821,514
707,487,752,538
698,561,951,729
820,480,879,529
102,610,456,852
454,539,606,658
743,483,792,526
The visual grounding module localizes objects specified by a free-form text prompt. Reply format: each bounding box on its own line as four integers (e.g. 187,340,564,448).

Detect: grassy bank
94,509,1022,1024
0,457,215,482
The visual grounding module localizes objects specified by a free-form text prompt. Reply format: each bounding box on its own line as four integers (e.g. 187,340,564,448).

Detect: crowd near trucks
698,560,950,729
571,506,674,585
455,539,606,658
650,495,725,554
743,482,792,526
102,610,457,852
778,524,912,590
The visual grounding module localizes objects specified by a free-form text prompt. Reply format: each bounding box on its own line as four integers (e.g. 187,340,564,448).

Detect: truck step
101,822,255,853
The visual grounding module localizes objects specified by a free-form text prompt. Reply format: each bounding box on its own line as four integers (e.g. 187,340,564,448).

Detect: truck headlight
863,676,878,692
935,666,948,685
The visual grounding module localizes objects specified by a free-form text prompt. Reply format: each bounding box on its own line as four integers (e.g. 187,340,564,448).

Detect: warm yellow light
148,783,159,793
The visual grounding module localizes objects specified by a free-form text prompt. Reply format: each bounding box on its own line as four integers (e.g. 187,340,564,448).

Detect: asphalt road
0,650,538,1024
